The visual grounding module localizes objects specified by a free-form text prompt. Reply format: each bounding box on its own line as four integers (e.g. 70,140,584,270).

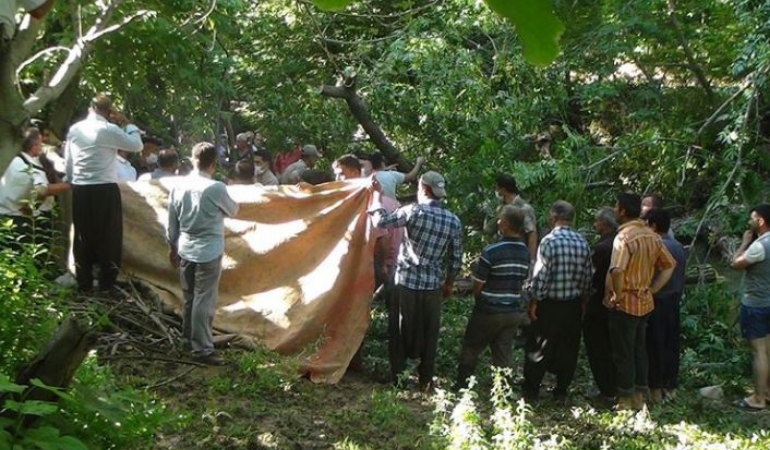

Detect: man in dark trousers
583,207,618,402
65,94,143,293
369,171,462,391
523,201,592,402
455,205,530,390
645,208,686,402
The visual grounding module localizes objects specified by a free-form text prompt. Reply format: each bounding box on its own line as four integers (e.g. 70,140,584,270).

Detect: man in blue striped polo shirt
455,205,530,390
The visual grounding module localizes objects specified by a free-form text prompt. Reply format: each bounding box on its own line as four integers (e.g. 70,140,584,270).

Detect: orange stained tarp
119,178,376,384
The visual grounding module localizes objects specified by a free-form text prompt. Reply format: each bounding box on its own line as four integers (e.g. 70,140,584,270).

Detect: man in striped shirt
523,201,592,402
606,193,676,411
455,205,530,390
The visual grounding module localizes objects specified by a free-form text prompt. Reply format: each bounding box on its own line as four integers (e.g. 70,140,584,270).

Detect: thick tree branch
666,0,713,98
320,75,411,170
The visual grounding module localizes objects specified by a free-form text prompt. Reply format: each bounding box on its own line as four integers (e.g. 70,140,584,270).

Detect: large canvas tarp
119,178,376,384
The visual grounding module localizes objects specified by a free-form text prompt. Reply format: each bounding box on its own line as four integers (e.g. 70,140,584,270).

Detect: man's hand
416,156,426,166
168,247,179,269
109,111,130,127
528,298,538,322
743,230,756,246
442,280,453,299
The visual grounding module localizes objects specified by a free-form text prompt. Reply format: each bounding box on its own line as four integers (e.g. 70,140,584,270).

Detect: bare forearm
650,268,674,294
610,269,624,295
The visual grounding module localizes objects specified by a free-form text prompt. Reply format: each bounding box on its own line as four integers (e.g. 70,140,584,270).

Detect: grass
102,285,770,450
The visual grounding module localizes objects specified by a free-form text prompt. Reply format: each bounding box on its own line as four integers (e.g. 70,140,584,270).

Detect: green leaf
4,400,59,416
483,0,564,66
0,374,25,394
310,0,354,11
29,379,74,403
22,426,87,450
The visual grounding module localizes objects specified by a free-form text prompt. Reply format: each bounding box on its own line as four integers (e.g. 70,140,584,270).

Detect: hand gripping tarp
119,178,376,384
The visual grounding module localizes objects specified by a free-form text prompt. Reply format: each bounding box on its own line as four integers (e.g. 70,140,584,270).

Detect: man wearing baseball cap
280,144,323,184
369,170,462,391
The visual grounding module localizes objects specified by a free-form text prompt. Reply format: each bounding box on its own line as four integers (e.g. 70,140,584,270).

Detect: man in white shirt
359,152,425,200
0,127,70,254
116,150,137,182
137,149,179,181
65,94,143,293
167,142,239,365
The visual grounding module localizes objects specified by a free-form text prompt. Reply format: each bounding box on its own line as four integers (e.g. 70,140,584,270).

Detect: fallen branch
147,366,197,390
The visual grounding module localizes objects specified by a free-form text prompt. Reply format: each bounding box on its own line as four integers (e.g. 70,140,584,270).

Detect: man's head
645,208,671,235
301,144,323,167
494,174,519,202
594,206,618,236
90,94,113,119
615,193,642,223
231,160,255,184
254,133,265,147
641,194,664,217
749,204,770,234
157,149,180,173
333,154,362,181
549,200,575,227
236,133,250,152
418,171,447,202
254,150,271,174
498,205,525,237
191,142,218,174
300,169,334,185
21,127,43,157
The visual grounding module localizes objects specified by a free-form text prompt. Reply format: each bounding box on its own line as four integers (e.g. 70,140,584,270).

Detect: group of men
3,94,770,411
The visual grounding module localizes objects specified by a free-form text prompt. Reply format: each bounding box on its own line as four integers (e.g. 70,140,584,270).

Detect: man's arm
102,122,144,153
166,192,180,268
527,230,538,263
733,230,759,270
402,156,425,183
443,223,463,298
607,236,630,307
650,267,674,294
217,184,239,217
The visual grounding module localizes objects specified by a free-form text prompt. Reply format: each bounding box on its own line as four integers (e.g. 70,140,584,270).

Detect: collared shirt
744,231,770,307
655,235,687,297
0,153,53,216
167,171,239,263
473,237,530,313
528,226,592,301
374,170,406,199
605,219,676,316
64,112,143,185
280,159,308,184
369,200,462,291
116,156,137,182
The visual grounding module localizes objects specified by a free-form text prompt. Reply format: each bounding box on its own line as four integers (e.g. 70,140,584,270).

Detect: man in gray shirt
65,94,143,293
732,204,770,410
167,142,239,365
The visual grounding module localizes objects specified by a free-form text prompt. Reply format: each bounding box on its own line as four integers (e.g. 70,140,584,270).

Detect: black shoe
193,353,225,366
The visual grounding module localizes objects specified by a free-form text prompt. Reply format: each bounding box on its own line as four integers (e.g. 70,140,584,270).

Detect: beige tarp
119,178,376,384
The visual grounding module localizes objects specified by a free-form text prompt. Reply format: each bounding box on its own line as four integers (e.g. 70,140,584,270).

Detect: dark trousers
608,310,650,397
583,302,617,397
523,300,583,397
72,183,123,291
456,308,528,389
389,285,442,385
647,292,681,390
180,256,222,357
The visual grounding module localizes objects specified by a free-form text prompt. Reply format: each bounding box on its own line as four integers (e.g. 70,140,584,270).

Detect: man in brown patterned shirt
606,193,676,411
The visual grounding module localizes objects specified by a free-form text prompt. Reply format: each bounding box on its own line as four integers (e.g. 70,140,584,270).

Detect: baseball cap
301,144,323,158
420,171,447,198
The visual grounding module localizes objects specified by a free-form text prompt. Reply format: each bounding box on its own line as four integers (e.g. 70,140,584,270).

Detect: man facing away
523,201,592,402
359,152,425,200
484,174,538,264
583,207,619,401
455,205,530,390
138,149,179,181
605,193,676,411
167,142,239,365
369,171,462,390
644,208,686,402
731,204,770,411
65,94,143,293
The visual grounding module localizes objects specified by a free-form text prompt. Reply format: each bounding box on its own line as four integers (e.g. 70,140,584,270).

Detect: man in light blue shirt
167,142,238,365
